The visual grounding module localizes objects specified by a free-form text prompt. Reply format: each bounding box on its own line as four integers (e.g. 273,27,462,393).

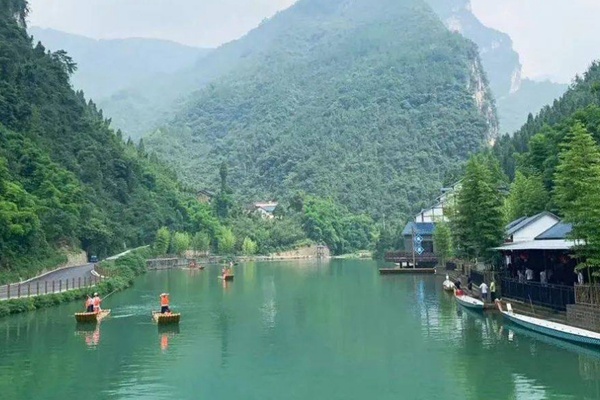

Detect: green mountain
28,27,210,140
426,0,568,135
145,0,498,221
0,2,201,280
494,62,600,181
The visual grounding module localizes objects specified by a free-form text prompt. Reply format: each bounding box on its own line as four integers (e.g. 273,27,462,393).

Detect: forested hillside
146,0,497,222
426,0,567,135
493,63,600,181
447,61,600,266
0,1,207,280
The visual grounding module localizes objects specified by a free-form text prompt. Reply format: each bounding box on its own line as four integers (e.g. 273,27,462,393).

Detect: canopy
492,239,576,251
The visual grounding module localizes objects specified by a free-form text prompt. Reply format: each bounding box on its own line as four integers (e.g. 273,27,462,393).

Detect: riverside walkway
0,263,96,301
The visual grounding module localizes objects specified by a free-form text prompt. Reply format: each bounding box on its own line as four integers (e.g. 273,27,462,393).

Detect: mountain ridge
145,0,497,221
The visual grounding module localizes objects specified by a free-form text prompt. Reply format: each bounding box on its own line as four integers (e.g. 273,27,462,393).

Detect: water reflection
261,276,277,330
74,323,101,349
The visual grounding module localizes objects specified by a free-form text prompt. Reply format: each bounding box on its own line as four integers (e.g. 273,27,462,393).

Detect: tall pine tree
453,155,505,262
554,123,600,276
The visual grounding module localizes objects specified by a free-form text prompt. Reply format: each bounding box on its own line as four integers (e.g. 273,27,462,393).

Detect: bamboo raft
219,275,234,281
74,309,111,323
152,311,181,325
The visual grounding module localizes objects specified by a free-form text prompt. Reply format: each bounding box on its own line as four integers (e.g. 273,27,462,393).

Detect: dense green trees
145,0,495,224
452,155,505,261
554,123,600,275
0,3,209,281
504,171,549,221
433,221,452,267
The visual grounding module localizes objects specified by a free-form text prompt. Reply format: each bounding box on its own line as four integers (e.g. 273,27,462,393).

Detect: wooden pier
379,268,436,275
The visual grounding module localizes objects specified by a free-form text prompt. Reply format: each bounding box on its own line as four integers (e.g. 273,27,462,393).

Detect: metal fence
500,278,575,311
0,276,102,301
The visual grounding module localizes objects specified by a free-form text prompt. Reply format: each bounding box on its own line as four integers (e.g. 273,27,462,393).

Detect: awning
492,239,576,251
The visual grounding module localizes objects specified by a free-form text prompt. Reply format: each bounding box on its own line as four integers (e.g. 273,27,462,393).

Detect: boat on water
454,292,484,310
74,309,111,323
219,274,234,281
442,275,455,291
496,301,600,347
152,311,181,325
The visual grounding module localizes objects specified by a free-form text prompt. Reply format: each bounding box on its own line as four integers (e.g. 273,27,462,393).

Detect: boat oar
102,289,119,301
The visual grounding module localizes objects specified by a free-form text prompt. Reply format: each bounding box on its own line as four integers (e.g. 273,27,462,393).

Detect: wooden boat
152,311,181,325
219,274,234,281
74,309,111,323
496,301,600,347
454,293,484,310
442,275,455,291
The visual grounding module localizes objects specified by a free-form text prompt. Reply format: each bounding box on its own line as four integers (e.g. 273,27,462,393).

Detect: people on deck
525,267,534,282
490,280,496,302
467,277,473,291
85,296,94,312
92,292,102,313
454,279,461,290
479,282,489,302
540,270,547,285
577,271,584,285
160,293,171,314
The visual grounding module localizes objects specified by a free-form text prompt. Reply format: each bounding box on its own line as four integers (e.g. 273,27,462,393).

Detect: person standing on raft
160,293,171,314
92,292,102,313
85,295,94,312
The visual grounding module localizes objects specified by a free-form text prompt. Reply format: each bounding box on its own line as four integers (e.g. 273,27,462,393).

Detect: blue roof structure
535,222,573,240
402,222,436,237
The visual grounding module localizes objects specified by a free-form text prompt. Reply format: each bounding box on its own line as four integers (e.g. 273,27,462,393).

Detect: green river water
1,260,600,399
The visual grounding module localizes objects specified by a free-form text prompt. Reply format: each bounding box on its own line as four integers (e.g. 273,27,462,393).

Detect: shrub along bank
0,250,149,318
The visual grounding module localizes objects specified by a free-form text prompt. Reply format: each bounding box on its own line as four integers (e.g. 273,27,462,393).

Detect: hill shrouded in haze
426,0,568,135
28,27,210,140
145,0,497,221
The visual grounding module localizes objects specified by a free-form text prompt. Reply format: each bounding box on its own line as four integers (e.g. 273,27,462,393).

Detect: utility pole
412,225,416,269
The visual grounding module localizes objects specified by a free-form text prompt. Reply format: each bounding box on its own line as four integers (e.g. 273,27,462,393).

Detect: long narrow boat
74,309,111,323
152,311,181,325
454,293,484,311
496,301,600,347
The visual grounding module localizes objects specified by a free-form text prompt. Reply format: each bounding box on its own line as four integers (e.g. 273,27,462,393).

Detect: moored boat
454,292,484,310
442,275,455,291
152,311,181,325
74,309,111,323
496,301,600,347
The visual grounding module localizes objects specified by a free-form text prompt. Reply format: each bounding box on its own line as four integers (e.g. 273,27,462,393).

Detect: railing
384,251,438,263
575,284,600,306
500,278,575,311
0,276,102,301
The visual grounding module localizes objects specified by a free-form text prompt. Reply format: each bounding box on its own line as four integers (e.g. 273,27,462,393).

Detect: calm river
1,260,600,399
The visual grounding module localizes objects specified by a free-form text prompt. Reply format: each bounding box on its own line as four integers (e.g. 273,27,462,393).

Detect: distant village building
253,202,278,219
402,222,436,254
196,189,215,204
414,181,461,223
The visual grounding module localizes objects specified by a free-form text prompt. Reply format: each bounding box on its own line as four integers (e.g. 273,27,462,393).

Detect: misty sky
28,0,600,83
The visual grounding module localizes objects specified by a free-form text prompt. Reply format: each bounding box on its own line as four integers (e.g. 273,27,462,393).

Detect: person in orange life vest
160,293,170,314
85,295,94,312
92,292,102,312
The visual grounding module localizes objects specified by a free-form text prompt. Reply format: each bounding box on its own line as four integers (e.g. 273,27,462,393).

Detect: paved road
0,263,96,300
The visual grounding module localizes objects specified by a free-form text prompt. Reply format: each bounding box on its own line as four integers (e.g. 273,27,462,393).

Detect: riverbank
0,249,150,318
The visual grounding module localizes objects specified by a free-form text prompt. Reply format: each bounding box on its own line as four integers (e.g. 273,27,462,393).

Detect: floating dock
378,268,435,275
